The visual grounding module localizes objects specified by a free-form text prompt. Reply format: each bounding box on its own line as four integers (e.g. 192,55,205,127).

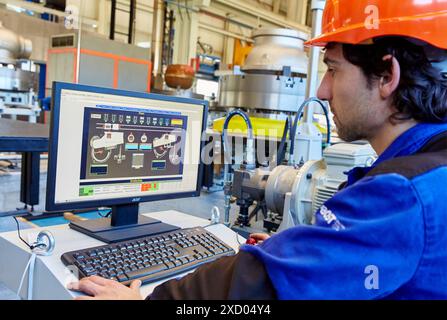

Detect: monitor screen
46,83,207,211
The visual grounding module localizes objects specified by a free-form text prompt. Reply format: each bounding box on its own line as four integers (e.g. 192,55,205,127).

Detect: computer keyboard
61,226,236,286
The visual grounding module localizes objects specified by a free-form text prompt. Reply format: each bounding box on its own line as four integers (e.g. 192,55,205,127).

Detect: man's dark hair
328,38,447,123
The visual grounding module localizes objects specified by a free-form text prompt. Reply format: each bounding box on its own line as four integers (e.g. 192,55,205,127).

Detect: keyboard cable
12,217,55,300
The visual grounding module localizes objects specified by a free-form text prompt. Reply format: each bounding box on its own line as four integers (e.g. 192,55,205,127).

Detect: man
68,0,447,299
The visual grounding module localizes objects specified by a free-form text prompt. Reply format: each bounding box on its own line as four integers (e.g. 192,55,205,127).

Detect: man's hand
249,233,271,244
67,276,144,300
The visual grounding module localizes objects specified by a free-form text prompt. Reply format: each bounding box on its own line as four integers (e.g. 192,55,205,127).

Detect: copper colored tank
165,64,195,90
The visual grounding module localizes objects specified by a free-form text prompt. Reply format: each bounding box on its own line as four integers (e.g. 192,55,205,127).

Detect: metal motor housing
218,28,309,114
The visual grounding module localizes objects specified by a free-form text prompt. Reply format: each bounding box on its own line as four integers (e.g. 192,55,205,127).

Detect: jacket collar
345,123,447,186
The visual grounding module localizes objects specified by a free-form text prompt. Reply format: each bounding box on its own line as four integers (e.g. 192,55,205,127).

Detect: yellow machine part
233,39,253,67
213,116,327,139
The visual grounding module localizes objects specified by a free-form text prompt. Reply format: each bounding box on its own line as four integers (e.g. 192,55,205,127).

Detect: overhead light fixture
6,4,25,13
6,3,34,16
137,42,151,49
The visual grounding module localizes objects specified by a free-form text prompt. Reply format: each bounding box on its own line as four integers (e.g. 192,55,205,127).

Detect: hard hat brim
305,11,447,50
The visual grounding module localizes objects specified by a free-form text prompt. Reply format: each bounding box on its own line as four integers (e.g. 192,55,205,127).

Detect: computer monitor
46,82,208,243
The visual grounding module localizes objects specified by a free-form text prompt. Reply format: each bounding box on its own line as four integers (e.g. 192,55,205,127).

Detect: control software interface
54,89,204,204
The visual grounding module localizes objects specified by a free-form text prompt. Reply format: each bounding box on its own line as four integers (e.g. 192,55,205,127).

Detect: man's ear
379,54,401,99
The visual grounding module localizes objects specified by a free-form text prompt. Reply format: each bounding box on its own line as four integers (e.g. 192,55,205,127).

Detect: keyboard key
88,251,97,257
173,260,182,267
117,274,128,282
73,253,85,260
126,264,167,280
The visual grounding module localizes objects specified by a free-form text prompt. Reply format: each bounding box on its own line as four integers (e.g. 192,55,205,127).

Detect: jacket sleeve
242,173,426,299
148,250,277,300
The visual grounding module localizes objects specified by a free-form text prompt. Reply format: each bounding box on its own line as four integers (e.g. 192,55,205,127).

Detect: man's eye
327,68,336,76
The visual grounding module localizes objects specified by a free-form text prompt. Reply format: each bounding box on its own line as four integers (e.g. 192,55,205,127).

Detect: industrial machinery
221,1,379,236
222,97,342,237
216,28,308,119
0,21,41,123
215,27,311,122
228,142,376,236
203,27,322,192
211,27,312,147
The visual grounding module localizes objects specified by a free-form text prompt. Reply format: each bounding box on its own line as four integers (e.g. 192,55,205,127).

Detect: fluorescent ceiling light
137,42,151,49
6,4,25,13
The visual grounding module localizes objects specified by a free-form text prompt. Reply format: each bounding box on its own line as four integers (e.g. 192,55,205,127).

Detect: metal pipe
151,0,165,81
75,0,85,84
117,0,154,13
110,0,117,40
128,0,136,44
303,0,325,123
222,109,255,227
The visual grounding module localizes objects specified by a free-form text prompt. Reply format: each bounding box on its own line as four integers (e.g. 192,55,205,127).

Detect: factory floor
0,160,261,300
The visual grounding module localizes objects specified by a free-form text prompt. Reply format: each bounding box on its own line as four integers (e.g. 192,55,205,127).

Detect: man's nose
317,73,331,102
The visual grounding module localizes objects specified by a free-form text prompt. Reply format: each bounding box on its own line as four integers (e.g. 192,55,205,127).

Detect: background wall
0,0,311,63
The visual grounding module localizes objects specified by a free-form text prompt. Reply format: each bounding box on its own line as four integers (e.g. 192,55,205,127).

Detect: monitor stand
69,203,180,243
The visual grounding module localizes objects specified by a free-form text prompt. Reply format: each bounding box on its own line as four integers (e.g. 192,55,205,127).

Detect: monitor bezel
46,81,209,212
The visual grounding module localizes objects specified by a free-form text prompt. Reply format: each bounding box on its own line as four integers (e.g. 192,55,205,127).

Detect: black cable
12,217,43,250
97,208,112,218
235,231,243,245
276,116,291,165
222,109,255,174
289,98,332,159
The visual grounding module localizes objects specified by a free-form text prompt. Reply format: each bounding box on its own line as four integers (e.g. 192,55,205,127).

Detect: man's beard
336,120,368,142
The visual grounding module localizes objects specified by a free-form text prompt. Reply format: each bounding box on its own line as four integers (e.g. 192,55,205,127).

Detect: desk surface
0,210,245,300
0,118,49,152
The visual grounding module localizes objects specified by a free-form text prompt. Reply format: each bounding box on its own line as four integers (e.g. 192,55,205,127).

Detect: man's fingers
87,275,114,286
130,280,142,291
250,233,270,241
67,279,103,296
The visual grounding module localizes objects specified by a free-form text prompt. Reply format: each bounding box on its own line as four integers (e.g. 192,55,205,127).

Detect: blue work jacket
242,123,447,299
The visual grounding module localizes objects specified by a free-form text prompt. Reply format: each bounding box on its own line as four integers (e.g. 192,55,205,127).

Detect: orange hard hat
305,0,447,49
